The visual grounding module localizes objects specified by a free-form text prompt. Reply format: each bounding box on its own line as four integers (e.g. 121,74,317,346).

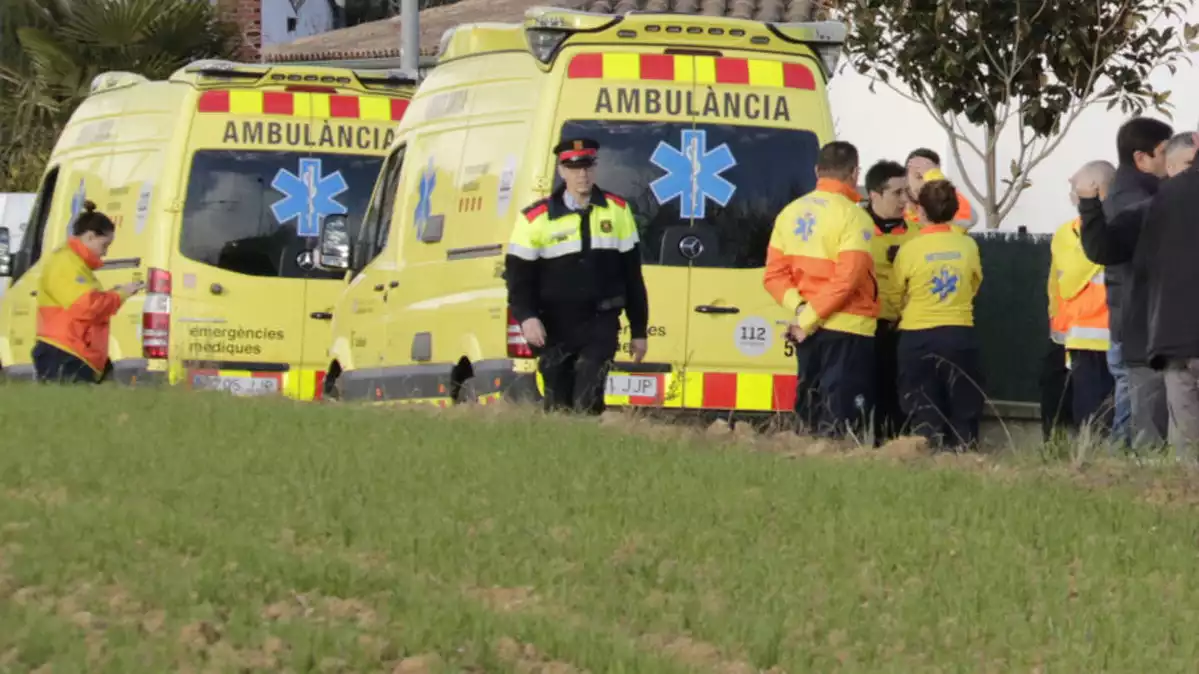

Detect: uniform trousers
794,329,875,439
31,341,111,385
897,326,984,450
535,307,620,415
1040,340,1074,441
1067,349,1115,433
874,320,904,443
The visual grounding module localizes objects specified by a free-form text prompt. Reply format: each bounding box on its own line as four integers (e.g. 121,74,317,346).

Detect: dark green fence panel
971,231,1052,404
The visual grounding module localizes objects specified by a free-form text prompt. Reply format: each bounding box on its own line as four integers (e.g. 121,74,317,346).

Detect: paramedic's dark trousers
1040,340,1074,441
874,320,903,443
31,341,110,385
898,326,984,450
794,329,875,439
536,308,620,415
1068,348,1115,433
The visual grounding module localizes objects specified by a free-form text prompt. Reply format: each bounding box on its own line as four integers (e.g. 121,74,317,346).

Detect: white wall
0,193,36,298
828,6,1199,234
261,0,337,46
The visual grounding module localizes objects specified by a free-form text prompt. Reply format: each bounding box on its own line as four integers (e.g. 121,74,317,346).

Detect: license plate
606,374,658,398
191,374,280,396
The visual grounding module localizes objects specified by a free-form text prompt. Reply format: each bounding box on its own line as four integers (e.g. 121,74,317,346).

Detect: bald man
1164,132,1197,177
1051,160,1117,434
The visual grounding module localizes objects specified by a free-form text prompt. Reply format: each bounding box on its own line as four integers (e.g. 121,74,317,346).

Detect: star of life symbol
270,158,348,238
793,211,817,241
931,265,959,302
649,129,736,219
415,158,436,237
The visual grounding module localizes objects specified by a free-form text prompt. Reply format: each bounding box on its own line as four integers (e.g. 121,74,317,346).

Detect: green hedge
972,231,1053,404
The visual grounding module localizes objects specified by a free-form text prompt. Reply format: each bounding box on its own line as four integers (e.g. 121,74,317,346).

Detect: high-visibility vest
1050,218,1110,352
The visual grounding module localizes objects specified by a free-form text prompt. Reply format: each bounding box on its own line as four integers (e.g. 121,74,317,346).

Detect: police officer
505,137,649,415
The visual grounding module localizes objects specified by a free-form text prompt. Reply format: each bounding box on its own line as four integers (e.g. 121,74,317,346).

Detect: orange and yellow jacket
763,178,879,337
904,168,977,234
892,224,983,330
1049,218,1109,352
36,238,132,374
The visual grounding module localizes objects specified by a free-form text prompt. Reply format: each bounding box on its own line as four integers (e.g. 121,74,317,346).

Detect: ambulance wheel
453,376,479,405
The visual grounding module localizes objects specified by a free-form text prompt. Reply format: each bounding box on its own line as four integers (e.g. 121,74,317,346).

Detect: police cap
553,137,600,168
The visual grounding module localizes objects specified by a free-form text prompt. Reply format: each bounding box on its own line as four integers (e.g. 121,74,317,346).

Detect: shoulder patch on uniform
522,200,549,222
604,192,627,208
76,275,88,284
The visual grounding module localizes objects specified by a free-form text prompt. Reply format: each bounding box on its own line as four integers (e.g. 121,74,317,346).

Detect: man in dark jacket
1079,116,1172,449
1135,132,1199,454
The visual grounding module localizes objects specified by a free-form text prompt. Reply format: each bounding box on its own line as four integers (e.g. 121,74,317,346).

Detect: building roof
262,0,828,63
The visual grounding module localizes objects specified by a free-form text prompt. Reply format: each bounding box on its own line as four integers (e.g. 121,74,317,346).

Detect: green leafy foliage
831,0,1197,228
0,0,236,192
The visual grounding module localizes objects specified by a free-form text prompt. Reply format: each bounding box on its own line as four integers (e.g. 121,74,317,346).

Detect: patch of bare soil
640,633,780,674
493,636,588,674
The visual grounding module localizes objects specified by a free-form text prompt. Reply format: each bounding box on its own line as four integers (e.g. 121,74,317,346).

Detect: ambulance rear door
677,53,829,414
171,87,323,396
555,49,699,410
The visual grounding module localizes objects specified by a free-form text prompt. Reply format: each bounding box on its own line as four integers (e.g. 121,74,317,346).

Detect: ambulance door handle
694,305,740,314
310,312,333,320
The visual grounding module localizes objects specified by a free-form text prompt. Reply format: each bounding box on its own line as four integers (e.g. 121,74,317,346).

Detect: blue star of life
415,159,436,236
69,179,86,221
793,211,817,241
931,265,959,302
270,158,349,238
649,129,736,219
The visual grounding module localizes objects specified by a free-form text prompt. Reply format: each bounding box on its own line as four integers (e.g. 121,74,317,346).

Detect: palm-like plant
0,0,237,190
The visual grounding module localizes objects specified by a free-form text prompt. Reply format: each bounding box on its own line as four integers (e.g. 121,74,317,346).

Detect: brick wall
216,0,262,62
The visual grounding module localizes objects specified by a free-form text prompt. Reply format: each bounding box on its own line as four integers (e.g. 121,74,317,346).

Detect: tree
0,0,235,191
830,0,1197,229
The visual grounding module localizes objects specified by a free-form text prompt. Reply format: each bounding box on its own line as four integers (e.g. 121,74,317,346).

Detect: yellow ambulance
317,7,847,412
0,61,414,399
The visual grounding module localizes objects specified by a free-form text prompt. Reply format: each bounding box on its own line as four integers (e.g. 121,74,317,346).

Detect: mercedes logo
678,235,704,260
296,250,315,270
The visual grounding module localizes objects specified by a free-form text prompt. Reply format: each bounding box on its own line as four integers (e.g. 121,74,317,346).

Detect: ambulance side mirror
314,216,350,271
0,227,12,277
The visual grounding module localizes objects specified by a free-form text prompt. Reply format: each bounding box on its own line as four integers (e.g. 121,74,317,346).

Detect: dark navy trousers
897,326,984,450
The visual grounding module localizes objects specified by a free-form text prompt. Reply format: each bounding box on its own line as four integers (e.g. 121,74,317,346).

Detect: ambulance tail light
507,309,534,359
142,268,172,360
767,20,849,78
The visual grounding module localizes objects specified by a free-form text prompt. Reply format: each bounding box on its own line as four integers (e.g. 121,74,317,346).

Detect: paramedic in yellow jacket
1052,160,1117,431
764,141,879,438
904,148,978,234
893,179,985,450
34,201,144,383
864,159,916,441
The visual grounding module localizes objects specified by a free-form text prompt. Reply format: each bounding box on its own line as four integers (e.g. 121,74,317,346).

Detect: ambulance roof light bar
522,6,620,64
766,20,848,78
89,71,149,95
181,59,271,80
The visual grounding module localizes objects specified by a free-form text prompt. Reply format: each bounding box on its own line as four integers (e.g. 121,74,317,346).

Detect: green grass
1,385,1199,673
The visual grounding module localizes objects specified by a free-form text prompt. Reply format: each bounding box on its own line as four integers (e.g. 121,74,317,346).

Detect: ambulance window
356,145,404,270
179,150,383,279
12,166,59,281
557,120,821,269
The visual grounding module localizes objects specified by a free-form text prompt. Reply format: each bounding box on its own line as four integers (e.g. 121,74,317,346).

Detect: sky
826,4,1199,233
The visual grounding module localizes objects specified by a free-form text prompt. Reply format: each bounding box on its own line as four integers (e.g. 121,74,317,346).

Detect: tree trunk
984,124,999,230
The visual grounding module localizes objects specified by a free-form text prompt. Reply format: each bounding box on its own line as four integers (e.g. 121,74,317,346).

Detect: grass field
3,385,1199,673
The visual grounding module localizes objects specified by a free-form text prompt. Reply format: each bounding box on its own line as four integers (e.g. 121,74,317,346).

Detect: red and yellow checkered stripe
603,371,798,412
197,90,409,121
567,53,815,91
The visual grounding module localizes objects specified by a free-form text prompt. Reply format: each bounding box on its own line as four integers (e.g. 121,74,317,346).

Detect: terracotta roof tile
262,0,829,63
